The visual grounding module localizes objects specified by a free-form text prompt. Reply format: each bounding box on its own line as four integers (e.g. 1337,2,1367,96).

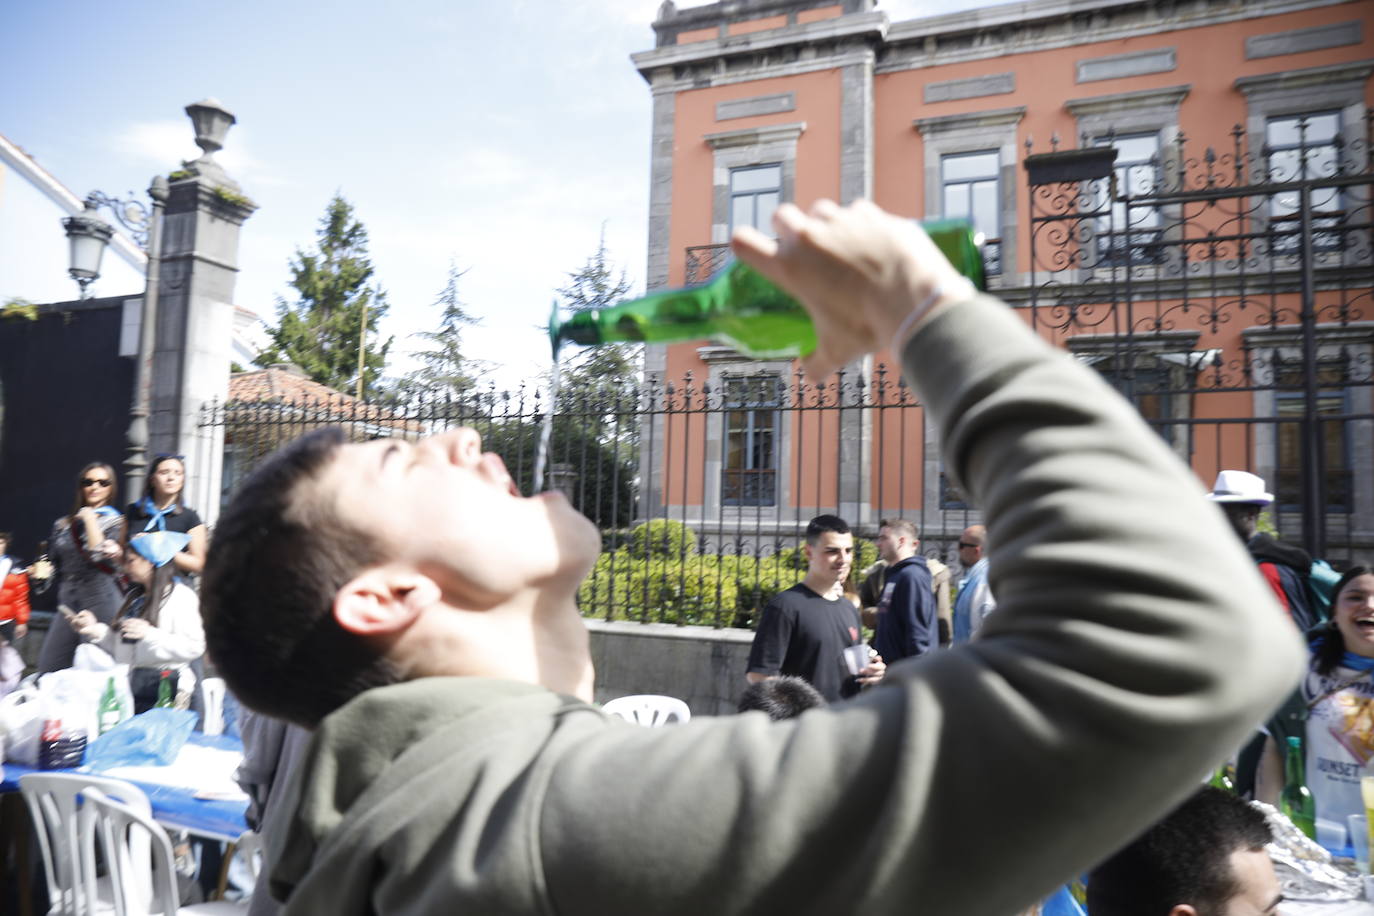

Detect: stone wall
588,619,753,716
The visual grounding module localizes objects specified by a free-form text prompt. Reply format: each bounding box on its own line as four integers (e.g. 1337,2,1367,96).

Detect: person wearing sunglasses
34,461,126,672
126,454,208,578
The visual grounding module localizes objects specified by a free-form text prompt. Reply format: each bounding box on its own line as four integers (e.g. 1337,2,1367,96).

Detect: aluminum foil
1256,802,1364,902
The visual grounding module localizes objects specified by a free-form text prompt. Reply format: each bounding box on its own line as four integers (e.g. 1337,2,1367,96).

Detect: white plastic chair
19,771,148,915
601,694,691,727
199,678,226,737
80,786,248,914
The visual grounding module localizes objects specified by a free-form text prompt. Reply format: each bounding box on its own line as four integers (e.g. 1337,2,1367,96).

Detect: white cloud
110,119,281,187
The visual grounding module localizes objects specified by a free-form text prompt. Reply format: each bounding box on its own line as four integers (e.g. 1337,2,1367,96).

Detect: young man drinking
202,199,1303,916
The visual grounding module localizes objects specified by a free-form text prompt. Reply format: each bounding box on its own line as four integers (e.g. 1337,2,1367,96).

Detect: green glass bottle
1209,760,1235,794
155,670,174,709
1280,735,1317,839
98,675,123,735
549,219,986,359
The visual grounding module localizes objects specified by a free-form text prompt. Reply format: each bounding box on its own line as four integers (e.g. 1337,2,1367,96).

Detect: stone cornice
1065,84,1191,118
1242,321,1374,347
876,0,1355,75
633,11,886,80
704,121,806,149
914,105,1026,137
1066,329,1201,352
1234,59,1374,96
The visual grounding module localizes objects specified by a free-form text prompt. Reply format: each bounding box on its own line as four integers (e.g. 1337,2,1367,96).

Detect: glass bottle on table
1280,734,1317,840
98,676,123,735
155,670,174,709
548,219,987,360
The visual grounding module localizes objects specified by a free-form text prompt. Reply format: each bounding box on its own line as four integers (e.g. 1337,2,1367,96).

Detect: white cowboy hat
1206,470,1274,506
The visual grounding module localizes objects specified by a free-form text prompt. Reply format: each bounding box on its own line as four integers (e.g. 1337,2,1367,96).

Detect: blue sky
3,0,988,390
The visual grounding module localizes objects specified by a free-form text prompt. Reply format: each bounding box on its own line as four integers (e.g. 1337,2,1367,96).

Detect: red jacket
0,567,31,626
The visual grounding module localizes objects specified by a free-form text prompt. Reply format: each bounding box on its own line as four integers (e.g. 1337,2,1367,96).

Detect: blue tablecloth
0,732,248,842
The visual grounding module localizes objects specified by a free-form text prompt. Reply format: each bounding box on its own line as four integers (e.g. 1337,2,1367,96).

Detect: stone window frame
1242,322,1374,532
696,347,797,522
719,371,784,508
915,106,1025,290
689,122,810,522
1065,329,1210,464
704,122,805,245
1235,61,1374,264
1064,85,1190,282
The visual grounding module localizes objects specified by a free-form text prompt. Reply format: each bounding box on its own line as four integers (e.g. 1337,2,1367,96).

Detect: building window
729,164,781,237
1093,132,1164,265
722,374,780,507
1275,361,1352,512
1265,112,1343,254
941,151,1001,275
1094,357,1175,445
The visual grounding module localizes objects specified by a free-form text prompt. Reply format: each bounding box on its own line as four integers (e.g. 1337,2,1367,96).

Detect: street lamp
60,200,115,299
59,98,235,498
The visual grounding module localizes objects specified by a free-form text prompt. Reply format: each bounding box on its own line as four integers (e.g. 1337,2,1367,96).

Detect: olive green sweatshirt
265,293,1305,915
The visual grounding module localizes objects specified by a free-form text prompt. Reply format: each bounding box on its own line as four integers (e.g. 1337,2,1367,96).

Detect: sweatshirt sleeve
137,585,206,665
539,293,1305,916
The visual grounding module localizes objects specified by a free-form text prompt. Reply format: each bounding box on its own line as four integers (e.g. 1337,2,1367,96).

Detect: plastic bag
29,668,110,742
0,643,22,698
0,687,44,764
85,707,196,772
72,644,134,727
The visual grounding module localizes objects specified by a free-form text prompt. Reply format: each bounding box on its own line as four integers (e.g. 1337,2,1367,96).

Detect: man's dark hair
738,676,827,720
805,514,850,546
1087,787,1273,916
201,427,399,727
880,518,918,541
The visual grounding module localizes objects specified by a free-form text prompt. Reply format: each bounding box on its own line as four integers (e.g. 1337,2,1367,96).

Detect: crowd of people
0,454,211,708
4,199,1370,914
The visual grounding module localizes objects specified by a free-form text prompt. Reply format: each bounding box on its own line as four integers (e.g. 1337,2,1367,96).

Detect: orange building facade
631,0,1373,562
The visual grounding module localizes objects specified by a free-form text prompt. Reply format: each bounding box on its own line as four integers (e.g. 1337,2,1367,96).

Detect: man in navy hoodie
871,519,938,662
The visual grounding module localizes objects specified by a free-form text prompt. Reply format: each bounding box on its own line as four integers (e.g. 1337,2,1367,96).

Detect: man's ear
1168,905,1199,916
334,568,442,636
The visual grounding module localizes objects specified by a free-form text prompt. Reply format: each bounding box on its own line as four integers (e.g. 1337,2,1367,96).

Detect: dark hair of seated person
737,676,827,720
1086,787,1273,916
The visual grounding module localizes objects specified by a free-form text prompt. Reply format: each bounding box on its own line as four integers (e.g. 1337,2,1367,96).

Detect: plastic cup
1349,814,1370,873
843,644,870,676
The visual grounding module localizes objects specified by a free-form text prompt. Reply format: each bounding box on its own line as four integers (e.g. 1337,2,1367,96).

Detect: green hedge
578,520,881,628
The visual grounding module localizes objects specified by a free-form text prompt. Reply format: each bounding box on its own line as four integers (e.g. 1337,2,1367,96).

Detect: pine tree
258,194,393,398
557,229,639,400
410,260,486,395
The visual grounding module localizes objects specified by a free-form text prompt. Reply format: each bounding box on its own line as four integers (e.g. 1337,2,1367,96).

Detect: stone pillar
149,100,256,525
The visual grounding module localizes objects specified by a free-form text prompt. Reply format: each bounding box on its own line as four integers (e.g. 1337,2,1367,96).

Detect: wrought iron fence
203,115,1373,628
1022,115,1373,563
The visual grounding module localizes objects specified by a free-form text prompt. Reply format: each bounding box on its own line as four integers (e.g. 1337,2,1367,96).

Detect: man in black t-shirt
746,515,886,702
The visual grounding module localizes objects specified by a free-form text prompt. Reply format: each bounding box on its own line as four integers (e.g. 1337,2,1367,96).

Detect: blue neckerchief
92,506,121,519
137,496,176,532
1341,652,1374,673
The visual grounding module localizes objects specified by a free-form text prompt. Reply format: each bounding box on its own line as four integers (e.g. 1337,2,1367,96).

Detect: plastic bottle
548,218,986,360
